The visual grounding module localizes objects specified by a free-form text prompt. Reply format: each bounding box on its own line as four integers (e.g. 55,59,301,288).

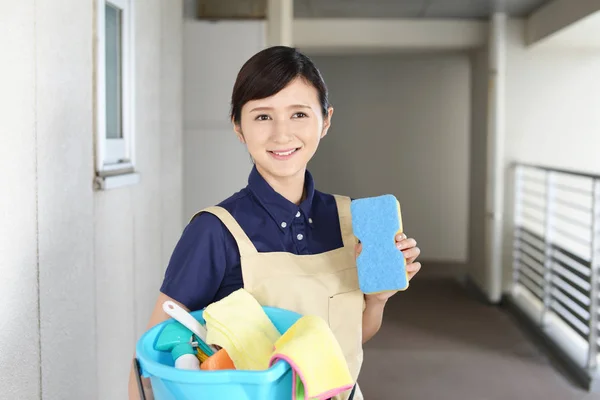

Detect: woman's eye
292,112,307,118
255,115,270,121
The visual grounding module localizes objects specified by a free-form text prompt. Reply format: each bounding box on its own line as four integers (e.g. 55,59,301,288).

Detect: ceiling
293,0,552,19
535,11,600,49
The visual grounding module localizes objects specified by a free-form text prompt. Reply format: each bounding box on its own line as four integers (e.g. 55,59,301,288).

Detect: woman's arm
128,293,189,400
358,234,421,343
128,213,233,399
362,296,387,343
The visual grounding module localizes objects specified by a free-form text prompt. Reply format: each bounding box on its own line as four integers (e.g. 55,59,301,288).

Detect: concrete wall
308,53,471,263
501,19,600,289
183,20,265,219
0,1,183,399
460,18,600,297
505,19,600,177
36,1,96,398
161,0,185,272
96,2,184,399
0,2,40,399
468,47,490,292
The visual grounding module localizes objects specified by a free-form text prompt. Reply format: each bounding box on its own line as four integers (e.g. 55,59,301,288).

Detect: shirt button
281,222,287,228
295,211,301,218
308,218,313,224
297,234,304,241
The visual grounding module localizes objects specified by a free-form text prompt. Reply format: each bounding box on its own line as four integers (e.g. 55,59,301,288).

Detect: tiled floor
358,279,599,400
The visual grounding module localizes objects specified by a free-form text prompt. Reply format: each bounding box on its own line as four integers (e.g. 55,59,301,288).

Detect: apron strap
333,194,356,248
192,206,258,257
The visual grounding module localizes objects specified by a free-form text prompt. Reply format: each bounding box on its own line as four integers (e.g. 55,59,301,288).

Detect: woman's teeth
272,149,297,156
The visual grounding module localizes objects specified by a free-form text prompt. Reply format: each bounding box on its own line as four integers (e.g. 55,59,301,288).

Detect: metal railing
511,163,600,375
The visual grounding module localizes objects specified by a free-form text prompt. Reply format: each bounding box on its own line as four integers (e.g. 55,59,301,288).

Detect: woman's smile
268,147,301,160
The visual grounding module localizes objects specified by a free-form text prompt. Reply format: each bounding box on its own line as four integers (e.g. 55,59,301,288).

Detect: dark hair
230,46,330,125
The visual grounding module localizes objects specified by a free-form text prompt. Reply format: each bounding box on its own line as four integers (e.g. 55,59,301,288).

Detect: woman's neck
258,166,306,205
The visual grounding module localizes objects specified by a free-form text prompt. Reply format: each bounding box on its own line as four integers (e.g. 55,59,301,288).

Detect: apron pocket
328,289,364,378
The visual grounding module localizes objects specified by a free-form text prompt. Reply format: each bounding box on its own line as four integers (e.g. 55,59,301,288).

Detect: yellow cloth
271,315,354,400
203,288,281,370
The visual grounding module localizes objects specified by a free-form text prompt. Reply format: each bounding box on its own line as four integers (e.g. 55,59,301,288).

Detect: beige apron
196,195,364,400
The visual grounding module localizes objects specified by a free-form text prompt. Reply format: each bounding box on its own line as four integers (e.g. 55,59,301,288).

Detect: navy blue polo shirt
160,166,345,312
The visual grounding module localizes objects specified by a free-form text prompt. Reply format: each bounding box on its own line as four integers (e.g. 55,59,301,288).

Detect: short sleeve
160,212,231,311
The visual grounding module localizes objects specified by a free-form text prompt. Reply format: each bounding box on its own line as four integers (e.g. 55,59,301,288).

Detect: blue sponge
351,194,408,294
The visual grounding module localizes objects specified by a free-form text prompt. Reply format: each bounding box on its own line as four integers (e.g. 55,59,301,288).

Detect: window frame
95,0,136,180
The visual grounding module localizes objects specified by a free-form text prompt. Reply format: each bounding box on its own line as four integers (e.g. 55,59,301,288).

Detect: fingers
402,246,421,264
358,234,420,264
406,262,421,280
406,261,421,273
396,238,417,251
395,233,407,241
355,235,421,281
354,243,363,259
396,234,419,265
394,233,422,281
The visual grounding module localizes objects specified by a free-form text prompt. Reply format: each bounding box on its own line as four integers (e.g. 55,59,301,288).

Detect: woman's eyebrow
249,106,272,112
290,104,311,110
249,104,311,113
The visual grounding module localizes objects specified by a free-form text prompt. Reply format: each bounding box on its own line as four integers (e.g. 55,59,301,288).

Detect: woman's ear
233,120,246,144
321,107,334,139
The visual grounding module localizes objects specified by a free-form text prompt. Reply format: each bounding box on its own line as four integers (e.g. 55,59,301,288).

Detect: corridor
3,0,600,398
360,279,597,400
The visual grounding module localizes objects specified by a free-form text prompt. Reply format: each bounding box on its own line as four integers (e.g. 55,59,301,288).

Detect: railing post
512,165,523,295
587,179,600,370
541,170,555,326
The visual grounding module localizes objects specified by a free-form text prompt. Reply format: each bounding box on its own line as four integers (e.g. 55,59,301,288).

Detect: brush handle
162,300,210,343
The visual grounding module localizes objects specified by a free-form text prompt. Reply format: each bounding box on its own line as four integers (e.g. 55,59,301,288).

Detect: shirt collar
248,166,315,231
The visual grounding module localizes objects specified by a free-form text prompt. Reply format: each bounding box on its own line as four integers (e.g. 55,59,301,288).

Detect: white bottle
172,343,200,370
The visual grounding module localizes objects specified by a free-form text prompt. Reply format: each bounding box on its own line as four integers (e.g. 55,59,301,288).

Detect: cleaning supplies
153,322,200,370
196,347,212,364
162,300,217,356
200,348,236,371
351,194,409,294
203,288,282,370
151,289,354,399
136,306,306,400
172,343,201,370
269,315,354,400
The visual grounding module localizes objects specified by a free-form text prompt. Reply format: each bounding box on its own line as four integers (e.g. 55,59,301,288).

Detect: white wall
0,1,183,399
96,2,184,399
161,0,185,272
183,21,265,219
505,20,600,174
0,2,40,399
36,1,96,397
501,19,600,289
308,53,471,263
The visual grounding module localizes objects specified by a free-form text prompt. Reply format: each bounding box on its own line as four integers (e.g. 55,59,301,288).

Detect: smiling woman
129,46,421,400
229,47,334,200
233,75,333,201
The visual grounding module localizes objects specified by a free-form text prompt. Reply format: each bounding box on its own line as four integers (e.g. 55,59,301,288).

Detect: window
95,0,138,189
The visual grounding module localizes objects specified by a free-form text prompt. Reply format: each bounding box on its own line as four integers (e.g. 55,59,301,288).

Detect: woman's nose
270,120,293,143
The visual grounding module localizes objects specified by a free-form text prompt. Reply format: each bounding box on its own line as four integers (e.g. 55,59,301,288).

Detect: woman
129,46,421,400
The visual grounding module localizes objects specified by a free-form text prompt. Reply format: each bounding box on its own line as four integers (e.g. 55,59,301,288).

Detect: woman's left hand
357,233,421,303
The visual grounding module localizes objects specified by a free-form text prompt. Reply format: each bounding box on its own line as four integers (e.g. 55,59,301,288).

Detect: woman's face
234,77,333,182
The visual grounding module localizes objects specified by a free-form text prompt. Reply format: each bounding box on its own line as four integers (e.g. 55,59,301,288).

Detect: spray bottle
154,322,200,370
